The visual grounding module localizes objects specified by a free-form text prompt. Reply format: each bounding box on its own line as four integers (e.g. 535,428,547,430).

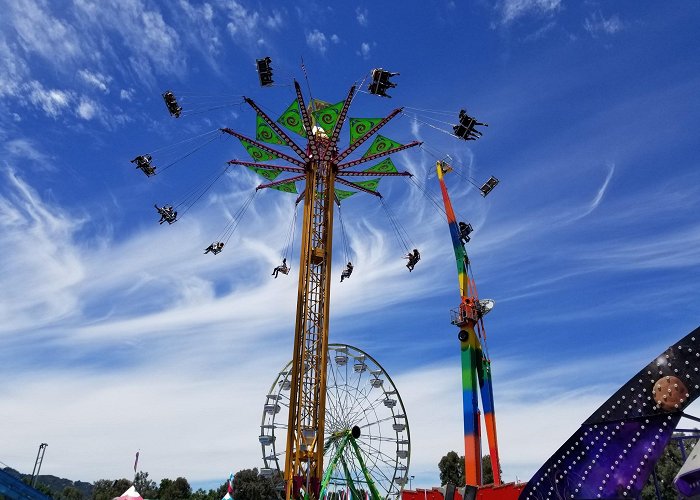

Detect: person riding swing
458,221,473,245
204,242,224,255
154,204,177,224
131,154,156,177
404,248,421,272
340,262,354,282
272,258,289,278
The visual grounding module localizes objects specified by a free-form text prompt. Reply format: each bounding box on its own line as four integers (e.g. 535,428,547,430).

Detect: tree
190,482,227,500
91,479,131,500
438,451,498,486
439,451,464,487
642,436,698,500
482,456,494,485
232,468,282,500
133,471,158,499
159,477,192,500
57,486,84,500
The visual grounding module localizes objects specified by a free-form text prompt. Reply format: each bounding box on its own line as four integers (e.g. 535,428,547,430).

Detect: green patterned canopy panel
255,114,285,145
335,189,357,200
270,181,298,194
354,178,380,191
364,157,398,173
349,117,382,145
312,101,344,135
362,135,402,158
246,165,281,181
239,138,280,162
276,99,307,138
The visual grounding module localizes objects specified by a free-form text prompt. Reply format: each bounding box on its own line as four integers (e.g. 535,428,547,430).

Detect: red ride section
401,483,525,500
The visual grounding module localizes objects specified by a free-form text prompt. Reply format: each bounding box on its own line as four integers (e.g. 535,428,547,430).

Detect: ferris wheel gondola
260,344,410,499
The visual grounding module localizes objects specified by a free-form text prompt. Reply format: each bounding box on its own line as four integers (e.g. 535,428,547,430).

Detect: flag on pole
133,451,139,473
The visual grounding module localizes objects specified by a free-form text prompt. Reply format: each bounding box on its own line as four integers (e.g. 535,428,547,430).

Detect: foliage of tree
33,482,55,497
439,451,464,487
57,486,84,500
133,471,158,499
232,468,283,500
641,436,698,500
159,477,192,500
482,455,495,485
190,482,227,500
438,451,498,486
91,478,131,500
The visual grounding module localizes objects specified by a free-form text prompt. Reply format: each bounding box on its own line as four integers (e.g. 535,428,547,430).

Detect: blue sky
1,0,699,492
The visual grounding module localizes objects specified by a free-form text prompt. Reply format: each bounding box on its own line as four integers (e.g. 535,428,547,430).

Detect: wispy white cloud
7,0,82,64
0,35,29,97
3,138,53,166
73,0,182,77
0,169,85,334
584,12,624,37
356,7,368,27
178,0,222,59
120,88,135,101
265,10,284,29
499,0,561,25
306,29,328,54
522,20,556,42
24,80,72,118
224,1,260,40
78,69,112,94
565,162,615,222
76,97,99,120
357,42,371,59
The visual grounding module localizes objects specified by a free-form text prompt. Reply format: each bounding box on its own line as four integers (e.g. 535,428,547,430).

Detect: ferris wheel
260,344,410,499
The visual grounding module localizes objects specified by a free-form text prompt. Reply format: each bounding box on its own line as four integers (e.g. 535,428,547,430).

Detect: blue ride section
0,469,52,500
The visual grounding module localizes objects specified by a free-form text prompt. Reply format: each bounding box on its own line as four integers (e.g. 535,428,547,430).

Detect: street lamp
409,475,415,490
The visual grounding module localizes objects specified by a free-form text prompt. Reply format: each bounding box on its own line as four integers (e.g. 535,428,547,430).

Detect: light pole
409,475,415,490
31,443,48,488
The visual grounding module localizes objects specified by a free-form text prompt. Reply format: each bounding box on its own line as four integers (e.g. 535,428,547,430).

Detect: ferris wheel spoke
343,392,385,424
347,442,394,495
325,386,344,426
338,384,367,426
338,385,358,423
358,413,398,429
357,432,399,443
357,437,401,470
347,394,392,424
326,372,348,425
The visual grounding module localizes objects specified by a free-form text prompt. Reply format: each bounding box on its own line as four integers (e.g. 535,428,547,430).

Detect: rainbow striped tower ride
436,160,501,487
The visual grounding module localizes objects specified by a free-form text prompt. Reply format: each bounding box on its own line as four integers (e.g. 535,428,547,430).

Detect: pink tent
113,486,144,500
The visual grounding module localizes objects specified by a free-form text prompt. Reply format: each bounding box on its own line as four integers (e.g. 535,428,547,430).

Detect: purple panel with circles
520,325,700,499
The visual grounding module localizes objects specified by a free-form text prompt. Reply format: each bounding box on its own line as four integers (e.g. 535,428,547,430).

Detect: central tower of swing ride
130,62,501,499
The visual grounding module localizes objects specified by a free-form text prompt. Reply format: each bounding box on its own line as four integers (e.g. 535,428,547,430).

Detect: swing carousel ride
129,58,700,500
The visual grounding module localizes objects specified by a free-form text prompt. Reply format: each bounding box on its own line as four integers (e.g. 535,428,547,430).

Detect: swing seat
279,267,290,275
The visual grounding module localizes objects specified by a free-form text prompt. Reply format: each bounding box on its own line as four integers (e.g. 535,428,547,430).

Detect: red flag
134,451,139,473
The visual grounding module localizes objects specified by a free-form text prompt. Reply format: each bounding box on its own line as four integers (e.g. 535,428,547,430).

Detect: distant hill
1,467,93,498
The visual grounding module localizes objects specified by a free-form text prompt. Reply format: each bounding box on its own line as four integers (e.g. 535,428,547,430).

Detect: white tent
113,485,144,500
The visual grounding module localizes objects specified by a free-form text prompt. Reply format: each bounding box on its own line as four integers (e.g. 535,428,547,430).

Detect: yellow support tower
225,80,419,499
284,126,337,499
